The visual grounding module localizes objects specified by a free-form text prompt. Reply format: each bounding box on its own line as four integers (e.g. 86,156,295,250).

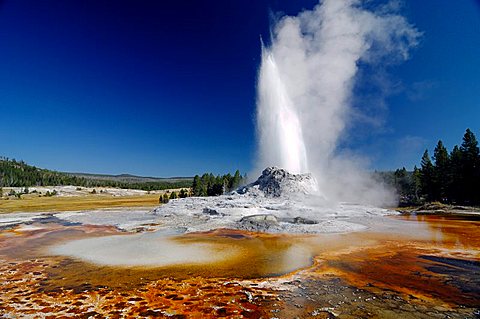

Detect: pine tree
179,188,188,198
448,145,462,203
162,193,169,203
420,149,434,201
232,170,242,190
393,167,410,198
432,140,449,201
459,129,480,204
192,175,200,196
169,191,177,200
412,166,421,201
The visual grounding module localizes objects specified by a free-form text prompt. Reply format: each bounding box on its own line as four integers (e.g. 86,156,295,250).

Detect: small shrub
159,193,170,204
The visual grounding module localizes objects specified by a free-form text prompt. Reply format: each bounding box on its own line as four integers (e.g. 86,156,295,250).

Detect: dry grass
0,194,162,213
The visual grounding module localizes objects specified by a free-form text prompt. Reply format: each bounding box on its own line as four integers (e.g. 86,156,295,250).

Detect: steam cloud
256,0,421,206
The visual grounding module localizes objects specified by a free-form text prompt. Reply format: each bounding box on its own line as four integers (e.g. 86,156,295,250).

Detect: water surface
0,214,478,318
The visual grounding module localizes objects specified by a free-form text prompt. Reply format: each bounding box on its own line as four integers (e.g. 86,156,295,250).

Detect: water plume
257,47,309,174
255,0,421,205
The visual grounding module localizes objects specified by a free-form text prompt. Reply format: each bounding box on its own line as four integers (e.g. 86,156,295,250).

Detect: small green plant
179,188,188,198
169,191,178,200
159,193,170,204
44,190,57,197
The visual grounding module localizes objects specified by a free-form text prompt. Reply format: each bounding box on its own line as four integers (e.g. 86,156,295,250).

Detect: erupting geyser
257,49,309,174
256,0,421,205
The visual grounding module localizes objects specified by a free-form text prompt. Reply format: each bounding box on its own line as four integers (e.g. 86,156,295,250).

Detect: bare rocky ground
150,167,395,234
256,276,480,319
397,202,480,217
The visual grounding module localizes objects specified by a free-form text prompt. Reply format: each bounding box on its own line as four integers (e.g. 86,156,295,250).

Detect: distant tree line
383,129,480,206
0,157,191,191
191,170,245,197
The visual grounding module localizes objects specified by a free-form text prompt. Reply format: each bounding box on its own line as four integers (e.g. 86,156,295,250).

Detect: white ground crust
51,229,240,267
0,168,397,234
2,168,399,268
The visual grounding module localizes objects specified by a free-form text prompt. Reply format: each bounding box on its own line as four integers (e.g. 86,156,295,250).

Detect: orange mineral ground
0,214,479,318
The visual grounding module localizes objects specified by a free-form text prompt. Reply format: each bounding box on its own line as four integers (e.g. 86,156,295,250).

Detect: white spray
257,47,309,174
256,0,421,205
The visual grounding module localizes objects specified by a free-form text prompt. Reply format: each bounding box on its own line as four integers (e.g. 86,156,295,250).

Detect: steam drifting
256,0,421,205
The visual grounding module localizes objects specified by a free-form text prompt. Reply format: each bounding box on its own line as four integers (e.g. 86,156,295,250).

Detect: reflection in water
396,214,480,251
0,214,479,317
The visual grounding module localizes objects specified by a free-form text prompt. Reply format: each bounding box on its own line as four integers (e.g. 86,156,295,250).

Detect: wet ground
0,213,479,318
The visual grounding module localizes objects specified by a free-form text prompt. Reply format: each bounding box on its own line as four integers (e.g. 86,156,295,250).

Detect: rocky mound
236,167,319,198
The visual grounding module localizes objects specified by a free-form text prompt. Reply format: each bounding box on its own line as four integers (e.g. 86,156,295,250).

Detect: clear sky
0,0,479,176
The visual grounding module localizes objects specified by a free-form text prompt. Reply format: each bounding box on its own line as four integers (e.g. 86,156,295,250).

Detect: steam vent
237,167,319,197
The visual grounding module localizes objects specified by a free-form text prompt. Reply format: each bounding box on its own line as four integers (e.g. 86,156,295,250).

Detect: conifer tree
192,175,200,196
432,140,449,201
448,145,463,203
420,150,434,201
162,193,169,203
412,166,422,201
459,129,479,204
232,170,242,190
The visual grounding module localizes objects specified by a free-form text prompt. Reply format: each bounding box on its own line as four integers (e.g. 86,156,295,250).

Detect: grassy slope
0,193,163,213
65,172,192,184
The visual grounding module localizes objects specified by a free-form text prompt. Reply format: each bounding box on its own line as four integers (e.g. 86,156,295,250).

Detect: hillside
0,157,192,191
66,172,192,184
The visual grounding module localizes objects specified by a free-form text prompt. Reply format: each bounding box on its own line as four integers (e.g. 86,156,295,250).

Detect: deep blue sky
0,0,479,176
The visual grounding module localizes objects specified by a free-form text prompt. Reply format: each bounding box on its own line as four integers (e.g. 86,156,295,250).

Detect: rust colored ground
0,214,479,318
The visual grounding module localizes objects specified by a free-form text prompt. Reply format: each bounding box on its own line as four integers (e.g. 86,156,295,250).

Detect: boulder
239,214,279,231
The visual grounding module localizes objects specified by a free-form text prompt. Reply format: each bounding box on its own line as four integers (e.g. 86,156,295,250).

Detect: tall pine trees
459,129,479,204
420,150,434,201
432,140,449,201
190,171,245,197
419,129,480,205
